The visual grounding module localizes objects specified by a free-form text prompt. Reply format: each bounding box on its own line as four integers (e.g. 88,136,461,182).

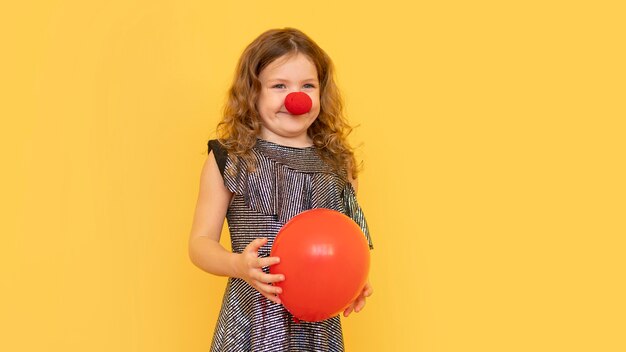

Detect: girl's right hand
235,237,285,305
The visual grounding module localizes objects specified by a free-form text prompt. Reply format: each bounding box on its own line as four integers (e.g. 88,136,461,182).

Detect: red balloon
284,91,312,115
270,208,370,322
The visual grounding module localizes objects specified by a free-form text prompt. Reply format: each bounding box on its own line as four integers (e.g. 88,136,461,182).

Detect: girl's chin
262,124,312,139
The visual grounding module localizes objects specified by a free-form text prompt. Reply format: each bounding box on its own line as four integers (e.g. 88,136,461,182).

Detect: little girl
188,27,374,351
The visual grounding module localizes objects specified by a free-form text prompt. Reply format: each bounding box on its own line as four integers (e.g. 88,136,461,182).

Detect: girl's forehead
261,53,318,77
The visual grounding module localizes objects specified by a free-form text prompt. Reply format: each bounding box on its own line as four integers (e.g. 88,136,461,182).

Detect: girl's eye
271,83,316,89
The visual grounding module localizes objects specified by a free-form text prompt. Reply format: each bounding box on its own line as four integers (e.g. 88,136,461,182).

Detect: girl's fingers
344,289,370,316
354,296,366,312
256,271,285,284
354,286,369,312
255,281,283,295
364,284,373,297
343,303,355,317
257,256,281,268
241,238,286,303
260,287,282,304
263,293,282,305
245,238,268,253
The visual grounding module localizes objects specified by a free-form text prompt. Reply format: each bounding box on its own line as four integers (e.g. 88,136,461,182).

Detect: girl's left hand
343,280,373,317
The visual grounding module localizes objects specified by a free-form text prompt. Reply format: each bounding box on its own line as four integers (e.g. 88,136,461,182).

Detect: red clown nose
284,92,313,115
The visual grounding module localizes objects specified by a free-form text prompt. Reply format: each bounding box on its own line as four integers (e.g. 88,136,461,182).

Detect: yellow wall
2,0,625,351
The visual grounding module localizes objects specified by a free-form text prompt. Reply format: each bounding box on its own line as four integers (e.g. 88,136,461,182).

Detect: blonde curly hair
215,27,360,179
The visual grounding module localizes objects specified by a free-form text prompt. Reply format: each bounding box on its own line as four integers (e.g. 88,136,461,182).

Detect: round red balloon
270,208,370,322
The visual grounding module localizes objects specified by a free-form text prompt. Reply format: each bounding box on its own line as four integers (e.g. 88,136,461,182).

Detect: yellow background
2,0,624,351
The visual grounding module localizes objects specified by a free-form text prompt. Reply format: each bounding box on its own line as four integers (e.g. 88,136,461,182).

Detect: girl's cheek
277,95,288,105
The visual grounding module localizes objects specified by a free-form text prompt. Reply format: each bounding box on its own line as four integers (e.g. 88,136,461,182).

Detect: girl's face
256,53,320,147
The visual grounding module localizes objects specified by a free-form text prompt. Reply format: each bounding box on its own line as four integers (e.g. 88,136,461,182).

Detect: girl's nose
284,92,312,115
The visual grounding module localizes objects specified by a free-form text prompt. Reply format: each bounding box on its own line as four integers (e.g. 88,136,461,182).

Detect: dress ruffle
208,138,374,250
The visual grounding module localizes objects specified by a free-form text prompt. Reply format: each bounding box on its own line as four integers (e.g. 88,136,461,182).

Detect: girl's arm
343,170,374,317
188,151,284,304
188,150,239,277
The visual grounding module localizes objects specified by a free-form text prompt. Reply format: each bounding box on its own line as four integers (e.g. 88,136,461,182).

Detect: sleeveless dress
207,138,374,352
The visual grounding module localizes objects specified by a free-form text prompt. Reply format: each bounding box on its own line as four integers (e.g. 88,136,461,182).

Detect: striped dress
207,138,374,352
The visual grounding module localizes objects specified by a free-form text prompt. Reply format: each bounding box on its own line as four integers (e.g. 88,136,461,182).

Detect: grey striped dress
207,138,374,352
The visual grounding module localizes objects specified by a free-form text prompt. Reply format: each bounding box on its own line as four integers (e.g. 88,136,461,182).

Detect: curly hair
215,27,360,179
